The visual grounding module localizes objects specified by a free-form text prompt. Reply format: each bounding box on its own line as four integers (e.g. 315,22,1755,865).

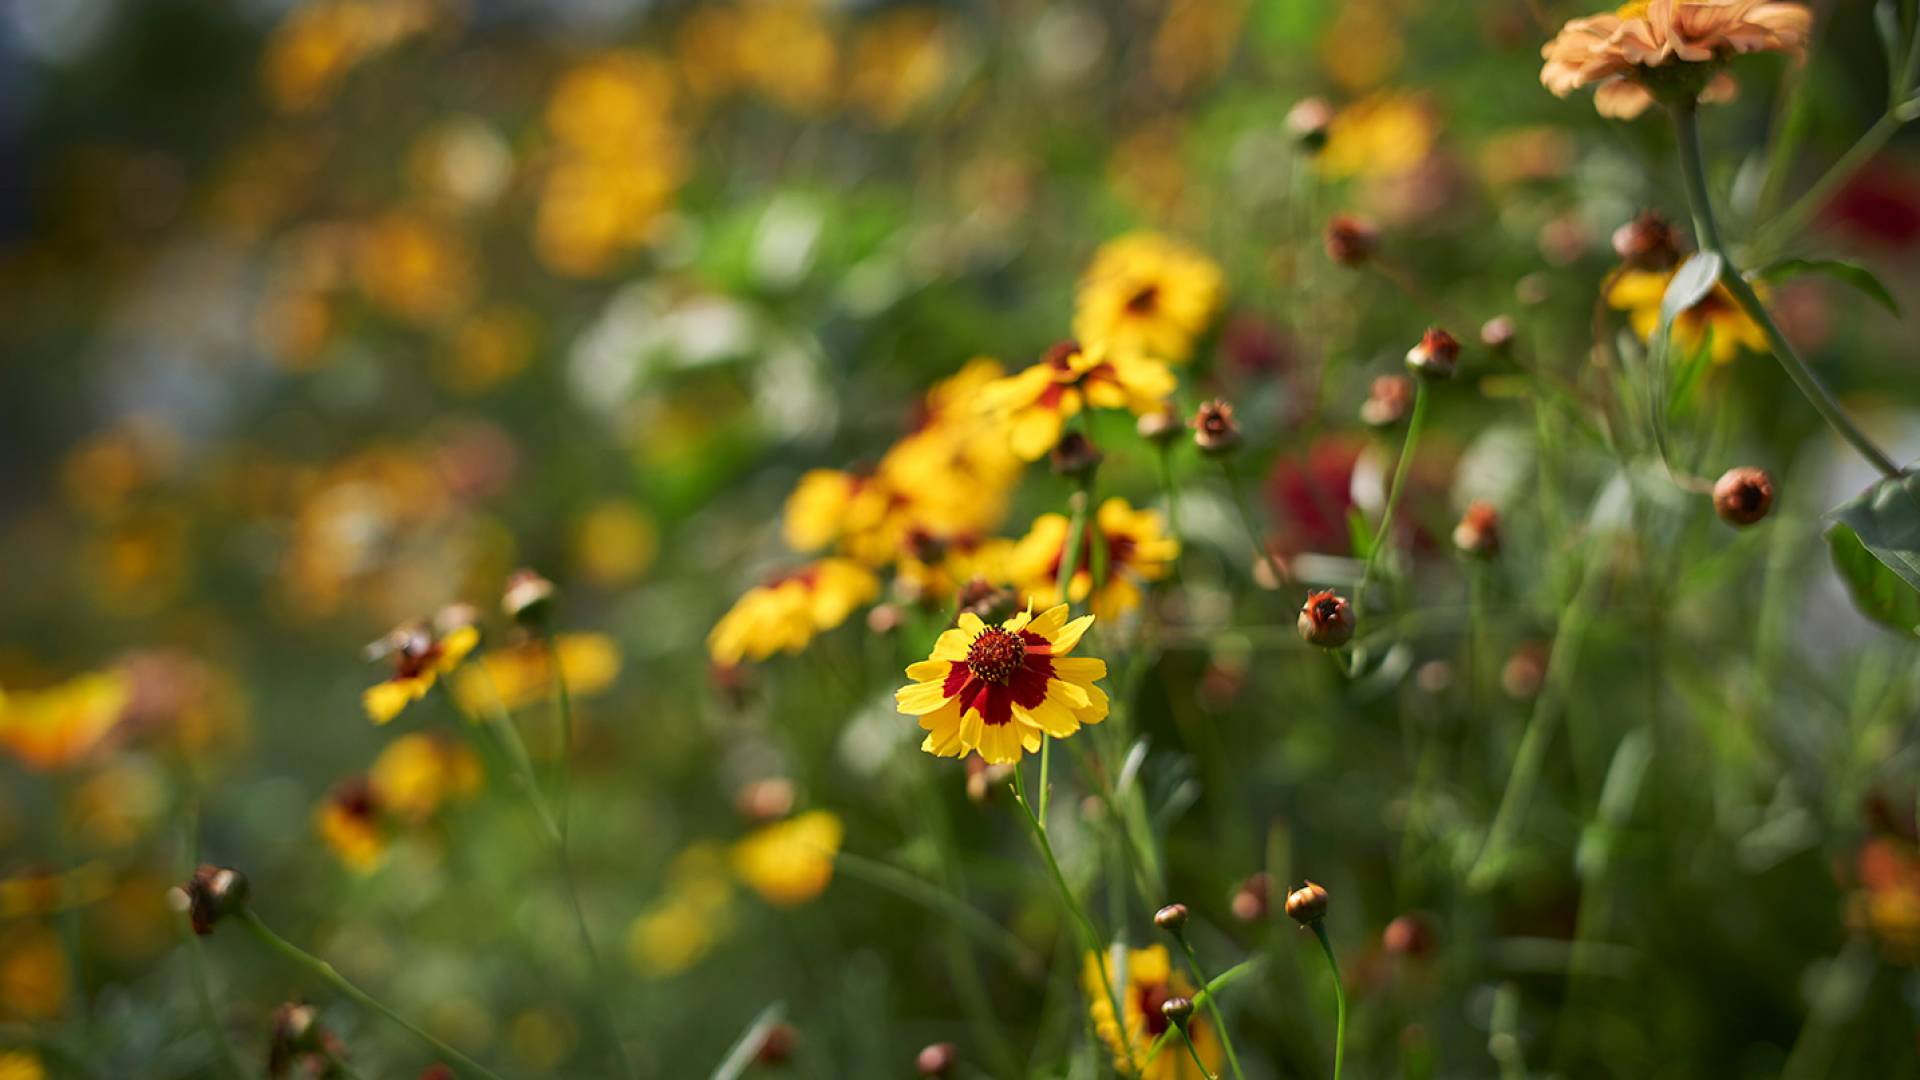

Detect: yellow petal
896,680,955,716
1049,614,1096,655
363,676,430,725
906,659,953,682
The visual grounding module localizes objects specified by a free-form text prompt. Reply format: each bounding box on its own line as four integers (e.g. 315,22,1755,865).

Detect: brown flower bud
1287,97,1334,151
1452,501,1500,558
1382,912,1436,960
1324,214,1379,266
1154,903,1191,933
1051,431,1104,479
1230,872,1272,922
1712,466,1774,527
501,568,555,625
736,778,797,824
866,603,903,635
1285,880,1329,925
1611,210,1683,271
1479,315,1516,351
1136,404,1182,446
268,1002,342,1078
916,1043,958,1077
954,577,1017,626
1359,374,1414,428
1500,642,1548,700
1191,399,1243,457
172,864,249,936
1161,996,1196,1026
1405,327,1459,379
755,1021,798,1066
965,753,1014,805
1296,590,1355,648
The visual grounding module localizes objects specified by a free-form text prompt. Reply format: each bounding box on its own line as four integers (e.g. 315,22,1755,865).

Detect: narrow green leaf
1825,522,1920,635
710,1002,787,1080
1754,257,1902,316
1875,0,1904,100
1660,252,1723,326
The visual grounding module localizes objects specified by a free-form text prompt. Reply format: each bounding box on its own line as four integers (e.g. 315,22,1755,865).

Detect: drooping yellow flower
368,733,481,823
1607,268,1767,363
0,671,129,772
731,809,843,907
1073,234,1224,365
978,342,1178,461
1541,0,1811,119
1082,945,1222,1080
708,560,880,666
1008,499,1179,621
453,633,621,714
314,777,388,874
896,604,1110,765
361,621,480,725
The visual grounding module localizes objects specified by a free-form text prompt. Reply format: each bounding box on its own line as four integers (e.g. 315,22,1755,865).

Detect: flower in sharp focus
1072,232,1225,365
731,809,844,907
707,560,881,666
1007,499,1179,621
976,341,1178,462
1297,590,1356,648
453,632,621,714
1540,0,1811,119
360,617,480,725
1082,945,1223,1080
0,671,130,771
896,604,1110,765
1607,267,1766,363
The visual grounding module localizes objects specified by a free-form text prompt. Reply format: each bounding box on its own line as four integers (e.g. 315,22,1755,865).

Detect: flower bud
1383,912,1436,960
1136,404,1182,446
755,1021,798,1066
1359,374,1414,428
866,603,903,635
1160,996,1195,1026
268,1002,342,1078
1405,327,1459,379
1610,210,1683,271
916,1043,958,1077
1324,214,1379,266
1154,903,1191,933
172,864,249,936
1712,466,1774,527
1284,880,1329,925
1479,315,1516,351
1501,642,1548,700
1230,873,1272,922
736,777,797,824
1296,590,1354,648
501,568,554,626
1051,431,1104,479
965,753,1014,805
954,578,1017,625
1191,399,1243,457
1287,97,1334,152
1452,501,1500,558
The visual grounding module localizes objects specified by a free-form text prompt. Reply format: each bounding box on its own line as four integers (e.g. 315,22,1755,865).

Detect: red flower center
965,627,1026,685
1124,284,1160,314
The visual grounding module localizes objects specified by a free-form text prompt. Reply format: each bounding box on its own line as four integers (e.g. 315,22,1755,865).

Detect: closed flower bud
1405,327,1459,379
172,864,249,936
268,1002,342,1078
1452,501,1500,558
1230,872,1272,922
955,577,1017,625
1136,404,1182,446
965,754,1014,805
1501,642,1548,700
735,777,797,824
755,1021,798,1066
1324,214,1379,266
1610,210,1683,271
916,1043,958,1077
1161,996,1196,1026
866,603,903,635
1154,903,1191,933
1383,912,1436,960
501,568,555,625
1051,431,1104,479
1479,315,1516,351
1296,590,1355,648
1191,399,1243,457
1712,467,1774,527
1285,880,1329,925
1359,374,1414,428
1287,97,1334,151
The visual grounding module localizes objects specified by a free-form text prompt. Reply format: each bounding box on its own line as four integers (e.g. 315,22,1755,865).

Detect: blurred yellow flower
626,844,735,977
354,212,473,326
439,305,537,396
362,623,480,725
369,733,481,822
1607,268,1766,363
978,342,1177,461
85,510,189,617
1149,0,1248,95
0,865,110,922
315,777,388,874
896,604,1109,765
847,9,952,127
59,420,178,520
1074,233,1224,365
0,671,129,771
1008,498,1179,621
0,1051,43,1080
574,501,660,587
895,534,1014,606
67,761,167,850
1319,0,1405,91
735,1,840,115
0,926,67,1021
262,0,438,113
708,560,880,666
452,633,621,714
1083,945,1221,1080
731,810,843,907
1319,92,1435,182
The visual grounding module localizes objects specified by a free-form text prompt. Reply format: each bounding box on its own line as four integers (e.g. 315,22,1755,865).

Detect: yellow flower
368,733,481,823
353,212,472,326
1073,233,1223,365
731,809,844,907
261,0,437,113
453,633,621,714
1082,946,1222,1080
362,622,480,725
0,671,129,772
574,501,659,587
626,844,734,977
0,1051,43,1080
734,0,840,115
895,534,1014,606
1008,499,1179,621
1541,0,1811,119
846,9,952,127
708,559,880,666
314,777,388,874
978,342,1178,461
896,604,1109,765
0,925,68,1021
1607,268,1767,363
781,469,898,556
1318,92,1435,181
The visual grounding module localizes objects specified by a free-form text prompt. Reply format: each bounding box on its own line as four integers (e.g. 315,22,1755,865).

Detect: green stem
1176,1023,1217,1080
1356,381,1429,613
1175,936,1246,1080
1670,101,1903,478
1158,446,1183,567
832,851,1040,976
176,808,246,1080
1222,460,1281,584
1310,921,1347,1080
237,911,505,1080
541,625,575,845
1144,959,1260,1066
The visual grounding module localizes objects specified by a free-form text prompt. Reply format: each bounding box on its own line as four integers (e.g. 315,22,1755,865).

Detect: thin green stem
1222,460,1281,584
1175,936,1246,1080
1157,446,1183,565
1145,959,1261,1066
1309,921,1347,1080
1176,1022,1217,1080
1670,101,1903,478
176,808,246,1080
1356,381,1429,613
237,911,505,1080
541,625,575,845
832,851,1041,976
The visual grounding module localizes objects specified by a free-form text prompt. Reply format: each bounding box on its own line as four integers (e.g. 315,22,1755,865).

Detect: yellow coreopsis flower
314,777,388,874
1008,498,1179,621
368,733,481,823
708,559,880,666
1607,268,1766,363
1073,233,1223,364
361,621,480,725
627,844,735,977
896,604,1109,765
1083,946,1223,1080
452,633,621,714
978,342,1178,462
0,925,68,1021
1318,92,1435,181
0,672,128,771
731,809,844,907
0,1050,44,1080
1540,0,1810,119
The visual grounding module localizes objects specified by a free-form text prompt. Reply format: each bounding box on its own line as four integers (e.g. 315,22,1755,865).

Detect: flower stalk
1309,921,1348,1080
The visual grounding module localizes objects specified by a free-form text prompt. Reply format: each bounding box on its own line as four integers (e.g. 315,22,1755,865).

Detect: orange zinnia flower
1540,0,1811,118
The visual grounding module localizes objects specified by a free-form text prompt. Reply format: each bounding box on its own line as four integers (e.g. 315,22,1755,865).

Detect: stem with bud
1173,934,1247,1080
1309,920,1348,1080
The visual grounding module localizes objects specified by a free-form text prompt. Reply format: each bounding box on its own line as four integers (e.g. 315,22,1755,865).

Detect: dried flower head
1712,466,1774,526
1405,327,1460,379
1287,97,1335,150
1324,214,1379,266
1360,374,1415,427
1191,399,1243,457
172,864,249,936
1285,879,1329,924
1136,403,1182,445
1154,903,1191,933
1452,501,1501,558
1540,0,1812,119
1050,431,1104,479
501,568,555,625
1296,590,1355,648
1611,210,1684,270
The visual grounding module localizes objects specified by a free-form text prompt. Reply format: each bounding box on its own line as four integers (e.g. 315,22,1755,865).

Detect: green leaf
1754,257,1902,316
1875,0,1904,99
1826,522,1920,635
1660,252,1723,327
1827,471,1920,633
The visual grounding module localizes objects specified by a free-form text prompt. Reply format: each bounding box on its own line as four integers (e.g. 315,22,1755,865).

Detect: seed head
1191,399,1243,457
1161,996,1196,1026
1285,880,1329,925
1324,214,1379,266
172,864,249,936
1712,467,1774,527
916,1043,958,1077
1452,501,1500,558
1611,210,1683,271
1136,404,1182,446
1287,97,1334,151
1154,903,1191,933
1051,431,1104,479
1296,590,1355,648
1405,327,1460,379
501,568,555,626
1359,374,1414,428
